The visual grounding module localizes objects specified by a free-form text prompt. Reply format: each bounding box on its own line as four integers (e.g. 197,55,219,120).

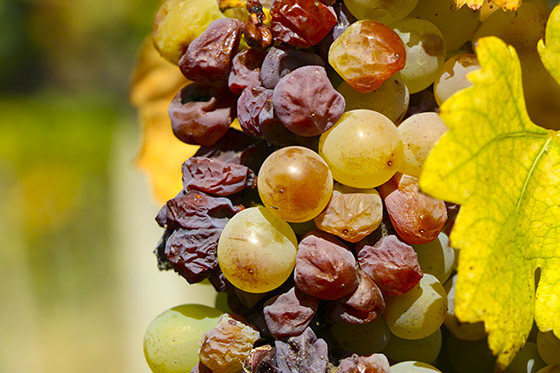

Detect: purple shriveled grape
229,49,267,95
337,353,391,373
275,327,329,373
244,345,278,373
260,46,325,89
237,86,272,137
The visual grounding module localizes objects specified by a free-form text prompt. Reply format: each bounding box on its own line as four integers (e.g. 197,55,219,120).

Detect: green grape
408,0,480,52
143,304,223,373
505,342,546,373
319,110,404,188
384,273,447,340
434,54,480,106
537,366,560,373
331,317,392,355
343,0,419,24
217,207,298,293
444,333,496,373
443,274,486,341
258,146,333,223
413,233,454,284
383,328,442,364
152,0,225,64
337,75,410,124
393,19,446,94
537,331,560,365
390,361,441,372
397,112,447,178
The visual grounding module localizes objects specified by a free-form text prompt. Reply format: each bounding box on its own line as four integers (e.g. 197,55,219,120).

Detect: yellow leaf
538,5,560,83
455,0,520,11
420,34,560,370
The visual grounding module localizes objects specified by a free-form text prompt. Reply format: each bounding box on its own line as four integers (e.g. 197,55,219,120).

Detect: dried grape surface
274,327,329,373
229,49,267,95
181,157,255,196
260,46,325,89
244,345,278,373
337,353,391,373
237,86,272,137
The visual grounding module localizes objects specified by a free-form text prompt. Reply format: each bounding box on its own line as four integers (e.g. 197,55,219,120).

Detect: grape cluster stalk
143,0,560,372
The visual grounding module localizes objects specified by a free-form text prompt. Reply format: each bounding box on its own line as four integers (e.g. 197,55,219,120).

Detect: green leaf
538,4,560,84
419,33,560,370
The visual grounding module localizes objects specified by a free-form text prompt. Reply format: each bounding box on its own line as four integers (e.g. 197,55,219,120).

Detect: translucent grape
343,0,419,25
337,75,410,124
384,274,447,340
434,54,479,106
504,342,546,373
331,316,392,355
217,207,298,293
383,329,442,364
390,361,441,372
397,112,447,178
413,233,454,284
537,331,560,365
258,146,333,222
319,110,404,188
408,0,480,52
444,274,486,341
393,19,446,94
143,304,223,373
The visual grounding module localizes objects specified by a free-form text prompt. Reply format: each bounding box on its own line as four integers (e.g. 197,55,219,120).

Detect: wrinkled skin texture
179,18,243,82
318,2,356,60
379,173,447,244
169,83,237,147
273,66,345,137
190,362,212,373
357,235,423,296
337,353,391,373
271,0,338,48
199,314,261,373
275,327,329,373
314,191,383,243
263,287,319,338
326,270,385,325
238,86,272,137
260,46,325,89
244,345,278,373
329,20,406,93
181,157,255,196
295,230,359,300
229,49,267,95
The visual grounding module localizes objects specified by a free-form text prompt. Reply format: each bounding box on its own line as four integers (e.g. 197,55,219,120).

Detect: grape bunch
142,0,560,372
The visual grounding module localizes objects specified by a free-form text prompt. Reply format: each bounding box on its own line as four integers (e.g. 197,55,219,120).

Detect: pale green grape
383,328,442,364
393,19,446,94
217,207,298,293
434,54,480,106
413,233,454,284
390,361,441,372
537,366,560,373
397,112,447,178
331,317,392,355
343,0,419,25
319,110,404,188
337,75,410,124
443,274,486,341
505,342,546,373
409,0,480,52
444,334,496,373
143,304,223,373
384,273,447,340
537,331,560,365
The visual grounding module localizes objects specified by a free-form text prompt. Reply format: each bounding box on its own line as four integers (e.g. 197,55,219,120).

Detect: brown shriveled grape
198,313,260,372
229,49,267,96
243,345,277,372
379,173,447,245
295,230,359,300
337,353,391,373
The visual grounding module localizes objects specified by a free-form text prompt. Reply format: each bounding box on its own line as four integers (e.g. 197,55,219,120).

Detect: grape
390,361,441,372
260,46,324,90
263,287,318,339
444,274,486,341
537,331,560,365
343,0,419,25
434,54,479,106
229,49,267,96
383,329,442,364
152,0,225,64
413,233,454,284
258,146,334,223
397,112,447,178
504,342,546,373
538,367,560,373
408,0,480,52
243,345,277,372
393,19,446,94
338,353,391,373
319,110,404,188
331,316,392,355
384,274,447,340
337,75,410,124
443,333,495,373
275,327,329,372
143,304,223,373
237,86,271,137
181,157,255,196
329,20,407,93
217,207,298,293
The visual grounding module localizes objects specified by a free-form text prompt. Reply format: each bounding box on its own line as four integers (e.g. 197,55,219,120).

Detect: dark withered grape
337,353,391,373
237,86,272,137
179,18,243,82
229,49,267,95
275,327,329,373
318,2,356,60
169,83,237,147
244,345,278,373
273,66,345,137
260,46,325,89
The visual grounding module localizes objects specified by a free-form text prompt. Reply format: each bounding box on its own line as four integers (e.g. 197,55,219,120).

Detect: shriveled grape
275,327,329,372
237,86,272,137
229,49,266,95
338,353,391,373
243,345,277,373
260,46,325,89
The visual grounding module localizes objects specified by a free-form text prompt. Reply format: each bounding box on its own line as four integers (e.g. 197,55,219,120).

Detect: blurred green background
0,0,216,371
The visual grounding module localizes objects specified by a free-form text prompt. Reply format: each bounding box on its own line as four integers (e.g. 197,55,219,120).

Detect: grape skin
383,328,442,364
413,233,455,284
434,54,479,106
343,0,419,25
390,361,442,372
537,331,560,366
331,316,392,355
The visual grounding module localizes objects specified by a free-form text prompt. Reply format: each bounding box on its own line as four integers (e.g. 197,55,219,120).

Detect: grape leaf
538,4,560,83
455,0,520,11
419,29,560,371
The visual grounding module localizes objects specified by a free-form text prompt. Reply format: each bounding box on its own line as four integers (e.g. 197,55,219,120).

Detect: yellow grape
434,54,480,106
413,233,455,284
343,0,419,25
331,317,392,355
390,361,442,372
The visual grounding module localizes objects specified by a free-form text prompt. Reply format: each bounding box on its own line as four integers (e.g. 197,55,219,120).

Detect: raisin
238,86,273,137
295,230,359,300
244,345,278,373
357,235,423,296
318,2,356,60
229,49,267,95
242,0,273,50
275,327,329,373
179,18,243,82
263,287,319,339
182,157,256,196
260,46,325,89
337,353,390,373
